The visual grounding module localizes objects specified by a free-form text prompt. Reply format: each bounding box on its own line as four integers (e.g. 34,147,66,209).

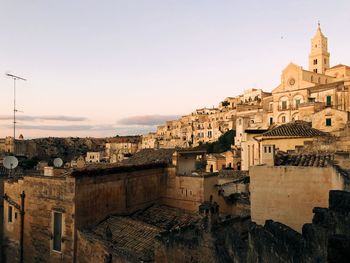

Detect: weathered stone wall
155,216,250,263
249,220,305,263
250,165,344,232
161,168,218,211
0,176,7,262
76,231,129,263
74,167,165,228
3,175,76,263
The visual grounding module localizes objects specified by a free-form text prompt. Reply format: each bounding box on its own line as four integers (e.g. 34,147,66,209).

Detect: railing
278,106,290,111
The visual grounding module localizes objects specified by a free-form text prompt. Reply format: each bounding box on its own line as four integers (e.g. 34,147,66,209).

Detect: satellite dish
76,159,86,169
53,158,63,168
3,156,19,170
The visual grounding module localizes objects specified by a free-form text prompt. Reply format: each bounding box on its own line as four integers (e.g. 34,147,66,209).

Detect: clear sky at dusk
1,0,350,138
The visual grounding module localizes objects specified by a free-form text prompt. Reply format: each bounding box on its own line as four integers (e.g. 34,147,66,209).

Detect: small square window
326,118,332,127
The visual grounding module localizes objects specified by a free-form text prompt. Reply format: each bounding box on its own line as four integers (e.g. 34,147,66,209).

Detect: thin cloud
0,115,87,122
1,124,154,135
14,124,114,131
118,115,180,126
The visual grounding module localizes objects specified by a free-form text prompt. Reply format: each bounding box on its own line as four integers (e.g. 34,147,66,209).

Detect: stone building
105,136,141,163
255,121,329,158
141,24,350,155
206,154,226,172
0,137,15,154
85,151,102,163
2,148,243,262
311,107,350,133
141,132,158,149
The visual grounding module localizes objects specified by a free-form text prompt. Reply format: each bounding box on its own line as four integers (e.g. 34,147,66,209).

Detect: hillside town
1,24,350,263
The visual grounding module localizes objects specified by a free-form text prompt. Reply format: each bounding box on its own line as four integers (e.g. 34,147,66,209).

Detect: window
269,117,273,125
53,212,63,252
8,205,13,223
264,146,267,153
326,96,332,106
282,101,287,110
268,146,271,153
295,99,301,108
324,58,327,64
326,118,332,127
314,59,318,65
281,116,286,123
314,69,318,73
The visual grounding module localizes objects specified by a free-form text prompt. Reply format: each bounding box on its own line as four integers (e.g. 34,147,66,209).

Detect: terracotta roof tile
275,152,333,167
84,205,201,261
261,121,328,138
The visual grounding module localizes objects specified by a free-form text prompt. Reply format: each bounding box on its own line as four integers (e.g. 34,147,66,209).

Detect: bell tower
308,22,330,74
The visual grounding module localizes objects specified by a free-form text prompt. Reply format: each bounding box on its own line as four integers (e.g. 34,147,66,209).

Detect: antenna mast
6,73,26,154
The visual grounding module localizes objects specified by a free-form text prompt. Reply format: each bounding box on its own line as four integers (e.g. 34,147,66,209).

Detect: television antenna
5,73,27,153
3,155,19,177
53,158,63,168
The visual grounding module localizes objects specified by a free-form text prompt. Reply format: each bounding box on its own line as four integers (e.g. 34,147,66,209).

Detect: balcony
278,105,290,111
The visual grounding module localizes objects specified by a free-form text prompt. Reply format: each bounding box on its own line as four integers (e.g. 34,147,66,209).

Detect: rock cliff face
19,137,107,161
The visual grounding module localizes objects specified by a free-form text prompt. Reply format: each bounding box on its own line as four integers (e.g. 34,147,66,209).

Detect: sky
0,0,350,138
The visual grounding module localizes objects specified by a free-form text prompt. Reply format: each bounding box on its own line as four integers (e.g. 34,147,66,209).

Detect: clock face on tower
289,78,296,86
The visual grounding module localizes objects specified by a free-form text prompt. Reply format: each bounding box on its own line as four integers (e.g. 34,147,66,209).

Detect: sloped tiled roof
132,204,201,230
83,205,201,261
261,121,328,138
275,152,333,167
92,216,159,261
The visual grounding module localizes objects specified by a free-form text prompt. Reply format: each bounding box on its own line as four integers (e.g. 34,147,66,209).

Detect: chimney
44,166,54,176
261,145,275,166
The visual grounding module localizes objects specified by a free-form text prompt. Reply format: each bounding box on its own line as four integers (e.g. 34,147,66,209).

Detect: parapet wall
250,165,344,232
248,190,350,263
75,167,166,228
